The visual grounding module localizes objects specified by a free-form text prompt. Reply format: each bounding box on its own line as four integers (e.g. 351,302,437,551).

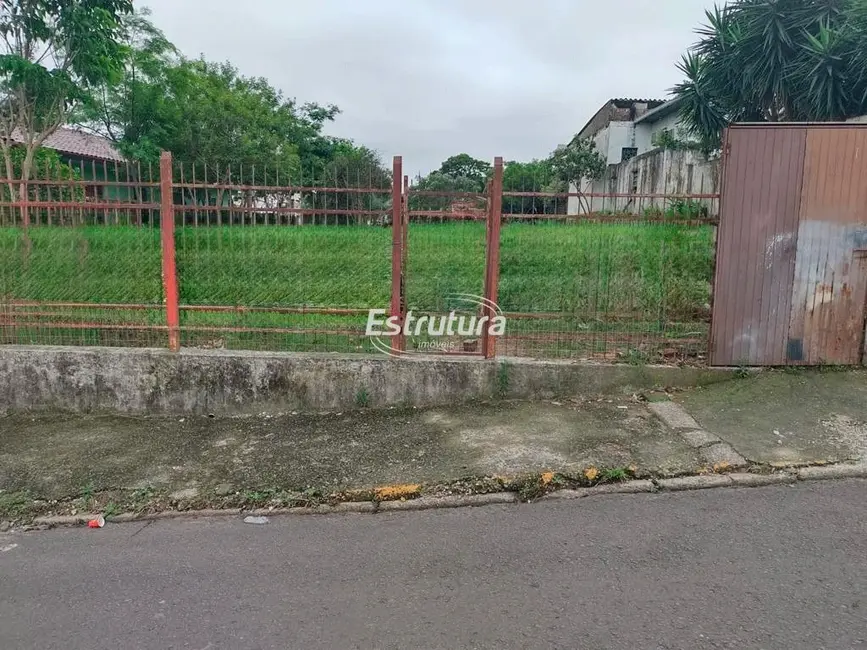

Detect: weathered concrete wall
0,346,737,415
568,148,719,216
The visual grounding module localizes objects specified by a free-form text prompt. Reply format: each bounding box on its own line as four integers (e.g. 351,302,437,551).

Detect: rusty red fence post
159,151,180,351
389,156,405,354
402,174,409,257
482,157,504,359
402,174,409,329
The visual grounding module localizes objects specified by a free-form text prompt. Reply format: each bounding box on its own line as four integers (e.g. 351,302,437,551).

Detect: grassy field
0,222,714,357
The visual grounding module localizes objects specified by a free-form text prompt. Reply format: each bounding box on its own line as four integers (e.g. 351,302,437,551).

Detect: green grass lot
0,222,714,358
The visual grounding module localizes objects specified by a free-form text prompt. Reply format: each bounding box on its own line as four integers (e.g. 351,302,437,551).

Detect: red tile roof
10,127,125,162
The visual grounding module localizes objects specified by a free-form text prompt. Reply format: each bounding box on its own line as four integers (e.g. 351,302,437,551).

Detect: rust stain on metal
712,123,867,366
788,126,867,365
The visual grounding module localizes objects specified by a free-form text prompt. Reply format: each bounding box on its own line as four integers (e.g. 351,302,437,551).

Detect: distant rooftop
9,127,125,163
609,98,668,108
576,98,669,140
634,96,684,125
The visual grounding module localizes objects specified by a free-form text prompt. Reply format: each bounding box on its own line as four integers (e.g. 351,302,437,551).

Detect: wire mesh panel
403,180,488,355
0,159,164,347
172,160,393,352
496,165,718,363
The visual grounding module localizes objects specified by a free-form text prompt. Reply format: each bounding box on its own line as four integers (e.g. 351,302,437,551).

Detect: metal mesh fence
403,181,488,355
0,153,720,364
172,160,393,352
496,166,718,363
0,159,164,347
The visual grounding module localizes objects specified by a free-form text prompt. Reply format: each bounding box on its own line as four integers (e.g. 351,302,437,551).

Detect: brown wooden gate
711,124,867,366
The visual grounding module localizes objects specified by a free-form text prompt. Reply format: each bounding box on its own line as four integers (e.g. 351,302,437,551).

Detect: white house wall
592,129,610,165
634,123,653,155
647,112,683,146
605,122,635,164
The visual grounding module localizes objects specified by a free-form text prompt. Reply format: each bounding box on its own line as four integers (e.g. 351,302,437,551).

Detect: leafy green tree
502,159,561,215
408,154,492,214
409,170,483,212
86,11,341,177
436,153,491,191
0,0,133,197
673,0,867,147
83,7,178,164
82,12,392,222
548,138,606,188
312,140,391,222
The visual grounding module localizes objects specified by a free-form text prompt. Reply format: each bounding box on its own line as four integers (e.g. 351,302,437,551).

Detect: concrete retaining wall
0,346,737,415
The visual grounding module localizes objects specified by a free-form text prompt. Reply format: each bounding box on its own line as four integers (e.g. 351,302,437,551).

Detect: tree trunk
1,145,18,227
19,144,37,229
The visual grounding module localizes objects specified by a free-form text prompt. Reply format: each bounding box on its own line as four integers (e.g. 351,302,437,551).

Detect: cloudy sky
144,0,715,173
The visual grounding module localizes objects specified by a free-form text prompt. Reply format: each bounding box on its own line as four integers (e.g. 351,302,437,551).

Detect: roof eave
634,96,684,125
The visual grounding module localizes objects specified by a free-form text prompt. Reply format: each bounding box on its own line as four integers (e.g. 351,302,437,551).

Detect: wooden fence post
389,156,405,354
160,151,180,351
482,157,504,359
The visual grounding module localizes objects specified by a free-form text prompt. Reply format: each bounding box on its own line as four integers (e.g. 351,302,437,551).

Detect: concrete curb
647,401,701,430
729,472,796,487
24,466,867,529
648,400,749,469
378,493,517,511
540,480,657,501
797,464,867,481
656,475,733,491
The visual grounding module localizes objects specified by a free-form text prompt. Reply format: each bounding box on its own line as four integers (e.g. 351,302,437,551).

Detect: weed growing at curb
241,490,273,506
817,364,851,374
600,467,630,482
80,481,96,503
734,364,751,379
0,490,32,518
355,388,370,408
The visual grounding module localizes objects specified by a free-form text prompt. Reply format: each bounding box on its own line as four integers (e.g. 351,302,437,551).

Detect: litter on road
243,516,270,525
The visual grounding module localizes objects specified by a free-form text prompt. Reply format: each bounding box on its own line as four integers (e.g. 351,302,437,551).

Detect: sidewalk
1,369,865,522
676,368,867,466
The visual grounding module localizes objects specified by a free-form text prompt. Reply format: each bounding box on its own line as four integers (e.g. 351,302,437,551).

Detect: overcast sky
143,0,715,173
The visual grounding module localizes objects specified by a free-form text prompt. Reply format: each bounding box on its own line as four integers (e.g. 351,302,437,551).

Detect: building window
621,147,638,162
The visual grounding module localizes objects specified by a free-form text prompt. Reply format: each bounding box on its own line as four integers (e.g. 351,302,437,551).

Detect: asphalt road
2,480,866,650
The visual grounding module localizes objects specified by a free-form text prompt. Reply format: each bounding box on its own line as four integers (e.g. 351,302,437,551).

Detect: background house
567,97,719,216
9,127,129,201
573,98,666,166
35,128,125,167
